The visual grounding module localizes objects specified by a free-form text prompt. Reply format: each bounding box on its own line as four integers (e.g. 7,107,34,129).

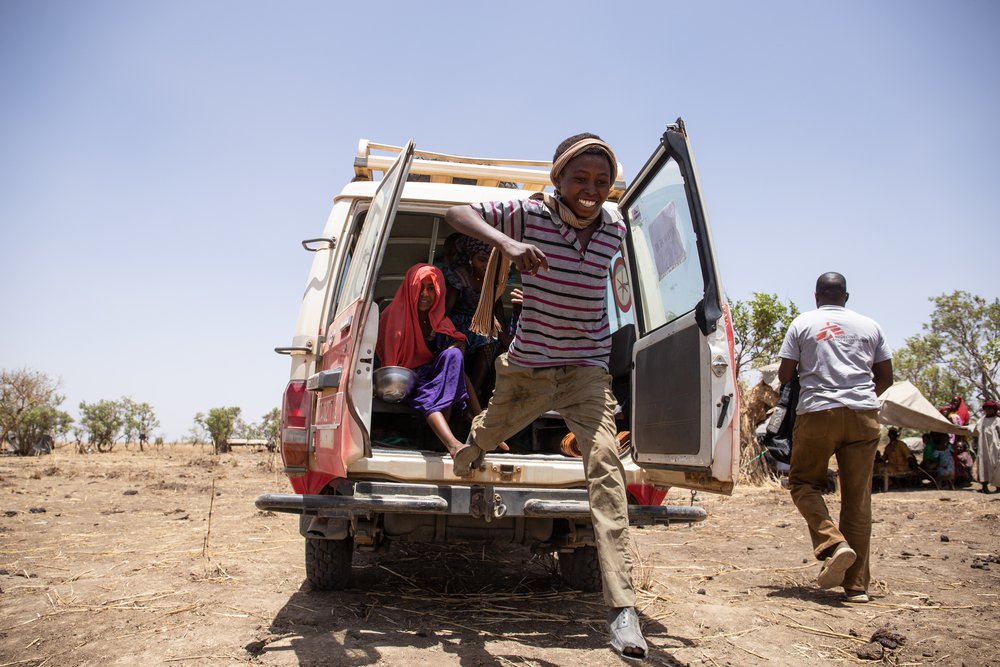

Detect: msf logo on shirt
815,322,845,342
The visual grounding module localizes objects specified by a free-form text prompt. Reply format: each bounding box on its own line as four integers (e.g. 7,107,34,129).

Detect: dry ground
1,445,998,667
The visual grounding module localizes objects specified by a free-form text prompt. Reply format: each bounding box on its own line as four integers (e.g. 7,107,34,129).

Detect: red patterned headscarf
949,395,970,425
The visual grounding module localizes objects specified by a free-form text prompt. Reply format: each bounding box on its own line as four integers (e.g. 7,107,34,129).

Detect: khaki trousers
469,354,635,607
788,407,880,593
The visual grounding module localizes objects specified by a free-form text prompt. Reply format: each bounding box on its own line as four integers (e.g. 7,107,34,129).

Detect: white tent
878,381,973,436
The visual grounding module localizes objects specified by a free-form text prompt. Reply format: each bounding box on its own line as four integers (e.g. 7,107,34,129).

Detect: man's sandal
452,444,484,478
609,607,648,661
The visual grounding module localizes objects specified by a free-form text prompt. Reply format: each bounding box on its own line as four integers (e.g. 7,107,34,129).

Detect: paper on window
648,201,685,280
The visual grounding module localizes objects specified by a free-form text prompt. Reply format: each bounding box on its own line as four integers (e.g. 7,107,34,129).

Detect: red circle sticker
612,257,632,312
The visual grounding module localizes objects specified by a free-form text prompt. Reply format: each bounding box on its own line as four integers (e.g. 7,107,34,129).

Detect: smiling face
416,277,436,313
555,153,613,220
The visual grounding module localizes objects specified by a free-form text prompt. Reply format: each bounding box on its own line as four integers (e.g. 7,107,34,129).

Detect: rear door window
624,159,705,333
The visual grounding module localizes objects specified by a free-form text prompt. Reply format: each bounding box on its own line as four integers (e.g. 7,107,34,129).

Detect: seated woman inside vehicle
376,263,486,457
444,235,511,403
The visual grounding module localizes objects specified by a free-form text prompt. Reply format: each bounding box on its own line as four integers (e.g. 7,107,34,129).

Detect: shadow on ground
253,542,683,665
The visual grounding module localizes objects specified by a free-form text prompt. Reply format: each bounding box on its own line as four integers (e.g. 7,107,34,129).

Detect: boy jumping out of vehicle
445,133,647,660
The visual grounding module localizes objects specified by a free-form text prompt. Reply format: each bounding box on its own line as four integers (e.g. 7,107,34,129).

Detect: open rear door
312,140,415,479
619,121,739,494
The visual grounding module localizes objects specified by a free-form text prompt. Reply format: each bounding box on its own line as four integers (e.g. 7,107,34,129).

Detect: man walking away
778,272,893,603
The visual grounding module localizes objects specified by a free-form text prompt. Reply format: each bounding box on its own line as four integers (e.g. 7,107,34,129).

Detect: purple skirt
405,347,468,416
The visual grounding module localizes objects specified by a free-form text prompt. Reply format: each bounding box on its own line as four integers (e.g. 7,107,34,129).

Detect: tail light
281,380,310,475
626,483,668,507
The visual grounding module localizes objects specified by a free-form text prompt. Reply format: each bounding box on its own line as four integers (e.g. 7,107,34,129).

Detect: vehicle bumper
256,481,707,526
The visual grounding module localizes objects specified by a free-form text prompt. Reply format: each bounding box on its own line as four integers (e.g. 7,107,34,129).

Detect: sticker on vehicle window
648,201,686,280
629,204,643,226
612,257,632,312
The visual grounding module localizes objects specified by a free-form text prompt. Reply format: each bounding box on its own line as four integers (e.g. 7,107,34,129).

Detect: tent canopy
878,381,973,436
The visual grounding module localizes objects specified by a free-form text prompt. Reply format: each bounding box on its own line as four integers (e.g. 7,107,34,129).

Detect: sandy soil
1,445,998,667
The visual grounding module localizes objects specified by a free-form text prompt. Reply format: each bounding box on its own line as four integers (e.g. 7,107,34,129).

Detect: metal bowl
373,366,417,403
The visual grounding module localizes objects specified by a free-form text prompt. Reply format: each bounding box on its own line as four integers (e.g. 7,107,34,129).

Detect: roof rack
354,140,626,201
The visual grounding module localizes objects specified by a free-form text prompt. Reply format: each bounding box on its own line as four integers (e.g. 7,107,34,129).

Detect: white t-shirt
779,305,891,414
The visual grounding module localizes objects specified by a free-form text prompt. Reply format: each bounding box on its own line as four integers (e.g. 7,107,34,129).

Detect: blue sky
2,1,997,440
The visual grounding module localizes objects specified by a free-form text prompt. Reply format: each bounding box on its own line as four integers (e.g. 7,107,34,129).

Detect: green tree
196,407,241,454
121,399,160,451
894,291,999,408
0,368,72,456
893,335,969,408
261,407,280,450
79,399,126,452
730,293,800,379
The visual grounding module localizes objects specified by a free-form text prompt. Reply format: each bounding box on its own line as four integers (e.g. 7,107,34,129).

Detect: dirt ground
1,445,998,667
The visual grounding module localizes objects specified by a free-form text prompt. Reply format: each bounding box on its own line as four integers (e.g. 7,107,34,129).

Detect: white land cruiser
256,120,739,591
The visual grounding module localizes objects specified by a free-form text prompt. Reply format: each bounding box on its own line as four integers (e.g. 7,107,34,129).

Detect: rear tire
559,545,602,592
304,536,354,590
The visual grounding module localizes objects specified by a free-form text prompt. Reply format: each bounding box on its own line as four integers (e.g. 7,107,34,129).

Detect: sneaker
817,542,857,589
452,444,485,477
844,590,870,603
608,606,648,661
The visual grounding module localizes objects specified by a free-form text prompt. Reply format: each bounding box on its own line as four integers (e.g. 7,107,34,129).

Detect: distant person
941,401,966,448
778,272,893,604
922,432,948,476
976,400,1000,493
931,439,956,489
920,432,937,467
949,394,970,426
955,441,974,487
883,427,916,476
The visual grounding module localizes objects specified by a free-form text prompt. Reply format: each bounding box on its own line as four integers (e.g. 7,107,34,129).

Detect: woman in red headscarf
376,264,480,456
949,395,970,426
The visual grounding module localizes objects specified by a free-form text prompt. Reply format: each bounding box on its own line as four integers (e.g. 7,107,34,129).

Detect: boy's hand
501,240,548,275
509,288,523,312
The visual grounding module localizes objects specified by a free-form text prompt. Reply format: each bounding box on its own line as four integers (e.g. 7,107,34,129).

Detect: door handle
716,394,732,428
274,345,312,355
301,237,337,252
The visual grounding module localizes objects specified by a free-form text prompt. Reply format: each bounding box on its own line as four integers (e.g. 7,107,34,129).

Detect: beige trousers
469,354,636,607
788,407,880,593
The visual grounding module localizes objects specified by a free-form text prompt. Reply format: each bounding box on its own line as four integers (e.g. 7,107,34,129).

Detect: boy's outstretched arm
445,205,549,275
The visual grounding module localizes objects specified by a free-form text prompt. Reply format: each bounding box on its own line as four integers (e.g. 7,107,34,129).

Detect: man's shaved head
815,272,849,306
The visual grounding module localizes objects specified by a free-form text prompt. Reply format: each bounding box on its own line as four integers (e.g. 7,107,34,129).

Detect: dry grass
738,380,783,487
631,541,655,592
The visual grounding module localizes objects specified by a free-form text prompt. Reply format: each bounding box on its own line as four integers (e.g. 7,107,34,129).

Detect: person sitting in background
376,263,492,456
920,432,938,470
445,235,509,401
884,427,917,476
955,441,974,487
433,232,465,285
931,438,956,489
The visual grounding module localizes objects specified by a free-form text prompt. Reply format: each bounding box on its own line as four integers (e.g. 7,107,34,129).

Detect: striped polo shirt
472,198,626,370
